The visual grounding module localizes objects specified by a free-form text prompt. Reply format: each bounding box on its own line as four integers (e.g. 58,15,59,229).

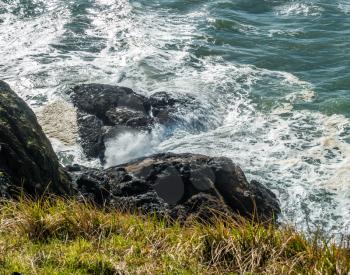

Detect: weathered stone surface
68,153,280,222
105,107,152,129
0,81,72,197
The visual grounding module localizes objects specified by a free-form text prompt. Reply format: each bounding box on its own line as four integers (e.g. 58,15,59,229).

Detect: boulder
70,84,151,125
0,81,72,197
68,84,183,161
68,153,280,222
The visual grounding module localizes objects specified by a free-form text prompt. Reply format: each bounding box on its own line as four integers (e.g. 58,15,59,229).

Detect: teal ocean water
0,0,349,236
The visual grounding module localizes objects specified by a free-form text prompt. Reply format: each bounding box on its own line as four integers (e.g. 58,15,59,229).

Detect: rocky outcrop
0,80,280,224
68,84,181,161
0,81,72,197
68,153,280,222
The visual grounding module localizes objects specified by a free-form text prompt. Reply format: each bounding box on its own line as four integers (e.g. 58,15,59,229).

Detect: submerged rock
68,153,280,222
69,84,181,161
0,81,72,197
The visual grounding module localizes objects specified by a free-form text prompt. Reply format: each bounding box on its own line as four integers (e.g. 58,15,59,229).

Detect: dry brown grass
0,197,349,274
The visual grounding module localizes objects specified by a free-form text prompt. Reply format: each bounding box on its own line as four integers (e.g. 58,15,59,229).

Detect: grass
0,198,349,274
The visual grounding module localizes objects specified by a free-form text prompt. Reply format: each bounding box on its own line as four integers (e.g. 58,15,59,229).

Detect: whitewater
0,0,349,236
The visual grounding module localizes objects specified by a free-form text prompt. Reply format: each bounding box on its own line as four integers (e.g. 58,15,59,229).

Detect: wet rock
0,81,72,197
69,84,150,125
76,112,105,160
105,107,153,129
69,153,280,222
69,84,182,161
149,91,177,124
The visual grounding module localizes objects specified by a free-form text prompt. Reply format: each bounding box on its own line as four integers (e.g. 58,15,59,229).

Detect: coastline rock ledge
68,153,280,222
0,81,280,223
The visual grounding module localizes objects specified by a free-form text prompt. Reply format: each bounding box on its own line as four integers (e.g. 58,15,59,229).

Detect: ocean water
0,0,349,236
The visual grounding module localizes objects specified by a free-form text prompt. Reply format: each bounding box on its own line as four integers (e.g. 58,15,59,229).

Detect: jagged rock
69,84,152,160
68,153,280,222
68,84,182,161
70,84,150,124
0,81,72,197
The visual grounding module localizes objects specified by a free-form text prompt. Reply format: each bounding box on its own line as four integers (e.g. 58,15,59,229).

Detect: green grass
0,198,349,274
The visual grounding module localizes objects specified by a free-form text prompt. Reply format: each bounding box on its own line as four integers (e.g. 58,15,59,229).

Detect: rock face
0,81,72,197
69,84,180,161
68,153,280,222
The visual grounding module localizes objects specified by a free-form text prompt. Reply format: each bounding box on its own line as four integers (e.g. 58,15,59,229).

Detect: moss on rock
0,81,72,197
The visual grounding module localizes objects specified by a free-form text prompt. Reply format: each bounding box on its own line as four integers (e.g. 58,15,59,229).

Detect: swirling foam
275,2,323,16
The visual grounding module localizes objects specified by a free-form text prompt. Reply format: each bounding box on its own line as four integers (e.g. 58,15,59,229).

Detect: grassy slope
0,198,349,274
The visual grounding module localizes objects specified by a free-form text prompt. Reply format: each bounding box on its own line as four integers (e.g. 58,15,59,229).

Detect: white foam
0,0,69,104
338,1,350,14
275,2,323,17
50,138,101,168
37,101,78,145
104,127,163,167
155,58,350,235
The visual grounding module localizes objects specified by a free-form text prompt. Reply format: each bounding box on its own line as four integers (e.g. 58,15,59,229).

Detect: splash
104,126,164,167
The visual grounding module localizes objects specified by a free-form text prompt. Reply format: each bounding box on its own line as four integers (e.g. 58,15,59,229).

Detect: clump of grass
0,197,349,274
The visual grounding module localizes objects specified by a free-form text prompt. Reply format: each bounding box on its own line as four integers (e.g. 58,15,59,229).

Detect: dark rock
69,84,183,161
76,112,105,160
0,171,11,198
149,91,177,124
105,107,153,129
170,193,231,222
249,180,281,221
69,84,150,123
69,84,152,161
69,153,280,222
149,92,177,108
0,81,72,197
